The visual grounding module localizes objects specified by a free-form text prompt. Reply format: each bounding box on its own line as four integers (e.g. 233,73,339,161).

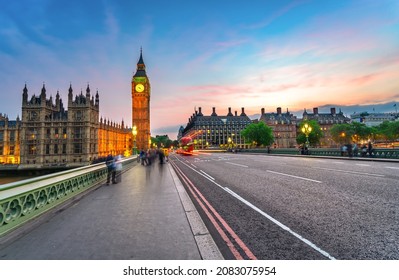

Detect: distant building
177,126,184,141
301,107,350,147
182,107,253,149
259,107,298,148
0,113,21,164
350,112,398,126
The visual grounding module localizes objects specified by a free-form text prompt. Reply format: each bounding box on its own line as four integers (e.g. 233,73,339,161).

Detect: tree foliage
296,120,323,146
375,121,399,143
330,122,375,144
241,122,274,147
151,135,173,148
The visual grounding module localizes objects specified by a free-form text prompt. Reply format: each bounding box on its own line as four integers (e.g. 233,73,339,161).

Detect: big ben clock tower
132,48,151,151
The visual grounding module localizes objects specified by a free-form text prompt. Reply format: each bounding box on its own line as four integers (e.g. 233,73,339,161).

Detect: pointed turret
133,48,147,78
22,83,28,104
86,83,91,99
68,83,73,106
95,90,99,107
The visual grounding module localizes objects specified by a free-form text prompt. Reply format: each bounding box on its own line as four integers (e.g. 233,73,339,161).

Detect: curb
167,163,224,260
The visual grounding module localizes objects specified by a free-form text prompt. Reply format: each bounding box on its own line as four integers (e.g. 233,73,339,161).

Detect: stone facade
301,107,350,147
259,107,298,148
0,113,21,164
7,83,132,168
183,107,252,149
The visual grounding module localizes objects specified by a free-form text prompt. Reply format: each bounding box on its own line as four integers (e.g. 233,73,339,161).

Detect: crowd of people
139,148,169,166
341,142,374,158
103,148,170,185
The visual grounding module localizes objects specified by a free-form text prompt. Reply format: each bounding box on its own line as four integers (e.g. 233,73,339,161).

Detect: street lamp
301,123,312,148
132,125,137,155
228,137,232,151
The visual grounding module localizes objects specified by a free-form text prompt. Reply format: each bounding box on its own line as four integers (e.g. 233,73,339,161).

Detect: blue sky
1,0,398,139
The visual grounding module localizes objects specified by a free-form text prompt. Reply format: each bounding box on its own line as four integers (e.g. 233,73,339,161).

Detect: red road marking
171,160,257,260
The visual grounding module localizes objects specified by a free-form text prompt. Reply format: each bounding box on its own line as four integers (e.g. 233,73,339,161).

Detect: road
170,152,399,260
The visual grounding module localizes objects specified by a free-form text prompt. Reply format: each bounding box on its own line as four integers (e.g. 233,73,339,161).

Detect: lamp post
301,123,312,148
132,125,137,155
228,137,232,151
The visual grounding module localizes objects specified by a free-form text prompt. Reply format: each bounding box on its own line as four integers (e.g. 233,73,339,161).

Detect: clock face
135,84,145,92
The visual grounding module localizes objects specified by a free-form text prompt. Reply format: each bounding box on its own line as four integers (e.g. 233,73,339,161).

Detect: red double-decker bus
177,136,194,155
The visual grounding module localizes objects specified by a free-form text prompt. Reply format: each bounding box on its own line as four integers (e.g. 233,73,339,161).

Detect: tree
330,123,352,144
296,120,323,147
330,122,374,145
375,121,399,144
151,135,173,148
241,122,274,147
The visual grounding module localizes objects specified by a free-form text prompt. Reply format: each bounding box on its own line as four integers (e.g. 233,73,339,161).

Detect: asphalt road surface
170,152,399,260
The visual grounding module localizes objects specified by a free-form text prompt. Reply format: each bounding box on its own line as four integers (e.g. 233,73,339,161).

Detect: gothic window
29,145,37,155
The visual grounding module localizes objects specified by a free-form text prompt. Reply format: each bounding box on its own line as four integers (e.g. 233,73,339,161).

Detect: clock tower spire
132,48,151,151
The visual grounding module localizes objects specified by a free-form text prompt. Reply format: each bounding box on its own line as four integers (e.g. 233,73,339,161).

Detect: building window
54,144,58,154
62,144,66,154
74,143,82,154
46,144,50,154
9,146,14,155
29,145,37,155
10,131,15,141
74,127,82,139
0,131,3,141
0,146,3,155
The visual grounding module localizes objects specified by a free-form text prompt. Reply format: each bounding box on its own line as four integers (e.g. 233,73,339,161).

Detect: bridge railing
0,156,137,238
240,148,399,159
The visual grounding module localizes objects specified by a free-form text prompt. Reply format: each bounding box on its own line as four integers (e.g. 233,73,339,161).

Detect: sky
1,0,398,139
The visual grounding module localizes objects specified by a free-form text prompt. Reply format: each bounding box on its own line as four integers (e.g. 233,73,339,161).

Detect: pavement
0,157,223,260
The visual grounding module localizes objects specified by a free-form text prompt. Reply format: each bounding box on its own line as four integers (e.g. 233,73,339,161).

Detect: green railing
0,157,137,238
241,148,399,159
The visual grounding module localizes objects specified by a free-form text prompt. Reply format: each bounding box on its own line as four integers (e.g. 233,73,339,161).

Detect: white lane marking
355,163,370,167
200,170,215,180
226,162,249,168
191,164,197,168
267,170,322,183
331,162,345,164
385,166,399,170
313,167,385,177
224,188,336,260
174,156,335,259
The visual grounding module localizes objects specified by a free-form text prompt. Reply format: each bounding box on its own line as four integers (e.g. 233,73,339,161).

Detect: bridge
1,150,398,260
0,156,221,259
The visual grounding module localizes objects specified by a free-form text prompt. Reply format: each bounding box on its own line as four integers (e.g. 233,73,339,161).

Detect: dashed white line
355,164,370,167
226,162,249,168
313,167,385,177
200,170,215,180
224,187,335,260
385,166,399,170
174,156,336,259
267,170,322,183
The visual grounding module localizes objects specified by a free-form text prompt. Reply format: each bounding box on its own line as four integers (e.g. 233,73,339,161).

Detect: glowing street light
132,125,137,155
301,123,312,148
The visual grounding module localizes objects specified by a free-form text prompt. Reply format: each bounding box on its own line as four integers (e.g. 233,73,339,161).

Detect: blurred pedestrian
115,154,123,183
105,154,116,185
368,142,373,157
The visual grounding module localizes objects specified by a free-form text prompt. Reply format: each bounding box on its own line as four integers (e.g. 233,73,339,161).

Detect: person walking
368,142,373,157
114,154,123,183
139,150,146,165
105,154,116,185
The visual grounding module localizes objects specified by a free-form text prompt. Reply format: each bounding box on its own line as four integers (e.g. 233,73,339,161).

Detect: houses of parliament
0,50,151,167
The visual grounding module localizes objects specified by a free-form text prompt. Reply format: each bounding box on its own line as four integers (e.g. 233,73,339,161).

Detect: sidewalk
0,159,222,260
